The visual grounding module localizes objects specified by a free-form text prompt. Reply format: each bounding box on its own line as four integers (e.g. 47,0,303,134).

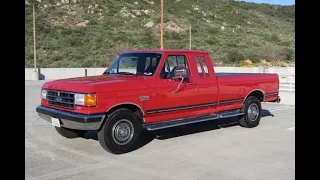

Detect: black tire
55,126,87,138
97,108,142,154
239,96,262,128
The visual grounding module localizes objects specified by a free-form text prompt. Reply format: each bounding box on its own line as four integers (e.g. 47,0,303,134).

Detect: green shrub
227,51,244,63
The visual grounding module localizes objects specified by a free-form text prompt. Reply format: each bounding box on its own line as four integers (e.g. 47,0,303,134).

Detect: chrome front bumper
36,105,105,130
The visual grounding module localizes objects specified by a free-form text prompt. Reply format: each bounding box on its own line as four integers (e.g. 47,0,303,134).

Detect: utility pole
33,4,37,71
32,4,39,80
160,0,164,50
189,24,191,50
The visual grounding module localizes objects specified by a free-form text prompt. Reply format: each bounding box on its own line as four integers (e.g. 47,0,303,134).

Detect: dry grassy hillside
25,0,295,67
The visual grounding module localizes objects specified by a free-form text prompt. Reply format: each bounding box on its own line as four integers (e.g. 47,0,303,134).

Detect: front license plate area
51,117,61,127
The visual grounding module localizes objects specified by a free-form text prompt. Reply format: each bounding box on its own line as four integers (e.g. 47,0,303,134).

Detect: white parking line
270,106,295,112
265,105,293,111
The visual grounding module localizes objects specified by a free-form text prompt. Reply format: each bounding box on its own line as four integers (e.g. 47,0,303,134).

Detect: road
25,80,295,180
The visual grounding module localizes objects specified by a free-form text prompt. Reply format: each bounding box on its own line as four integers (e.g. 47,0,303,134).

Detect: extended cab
36,50,281,154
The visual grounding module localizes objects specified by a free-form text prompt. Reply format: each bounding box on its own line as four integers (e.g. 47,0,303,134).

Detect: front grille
46,90,75,109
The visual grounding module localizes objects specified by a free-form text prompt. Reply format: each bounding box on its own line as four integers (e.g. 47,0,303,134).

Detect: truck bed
216,73,266,77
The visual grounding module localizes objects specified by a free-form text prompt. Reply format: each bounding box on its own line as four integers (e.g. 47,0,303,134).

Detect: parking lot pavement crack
32,118,41,125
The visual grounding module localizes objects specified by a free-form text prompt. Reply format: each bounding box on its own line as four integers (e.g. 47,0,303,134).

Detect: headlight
75,93,96,107
41,89,47,99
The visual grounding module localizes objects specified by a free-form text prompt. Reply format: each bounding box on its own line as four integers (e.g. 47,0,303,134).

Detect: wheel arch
243,89,265,103
105,102,145,123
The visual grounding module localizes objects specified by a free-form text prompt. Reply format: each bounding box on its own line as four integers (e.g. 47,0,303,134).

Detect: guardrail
278,75,295,92
265,68,295,92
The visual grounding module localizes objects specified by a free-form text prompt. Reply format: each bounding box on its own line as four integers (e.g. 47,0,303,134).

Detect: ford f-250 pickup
36,50,281,154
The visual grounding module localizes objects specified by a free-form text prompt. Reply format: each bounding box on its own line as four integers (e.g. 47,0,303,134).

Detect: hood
42,75,153,93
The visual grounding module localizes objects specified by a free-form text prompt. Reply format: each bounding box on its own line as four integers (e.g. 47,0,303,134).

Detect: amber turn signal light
84,94,96,106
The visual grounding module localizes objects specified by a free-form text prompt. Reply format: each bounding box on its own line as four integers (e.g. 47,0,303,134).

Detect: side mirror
171,66,189,93
172,66,189,79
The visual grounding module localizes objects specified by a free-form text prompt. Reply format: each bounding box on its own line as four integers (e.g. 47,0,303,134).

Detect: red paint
40,50,279,123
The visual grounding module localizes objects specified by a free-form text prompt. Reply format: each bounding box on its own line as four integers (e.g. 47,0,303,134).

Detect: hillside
25,0,295,68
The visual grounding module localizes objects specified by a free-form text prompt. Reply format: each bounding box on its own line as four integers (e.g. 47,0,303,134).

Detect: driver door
148,54,208,123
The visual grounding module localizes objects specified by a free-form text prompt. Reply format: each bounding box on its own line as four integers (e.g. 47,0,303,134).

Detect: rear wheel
97,108,142,154
239,96,262,128
55,126,87,138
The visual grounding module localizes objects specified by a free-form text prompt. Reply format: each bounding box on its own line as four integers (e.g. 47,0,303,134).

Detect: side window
176,56,186,66
194,56,204,77
200,56,209,77
160,55,189,79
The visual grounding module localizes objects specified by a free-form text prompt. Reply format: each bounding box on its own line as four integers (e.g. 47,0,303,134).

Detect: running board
144,109,244,131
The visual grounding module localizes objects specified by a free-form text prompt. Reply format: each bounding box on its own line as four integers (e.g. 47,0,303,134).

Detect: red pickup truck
36,50,281,154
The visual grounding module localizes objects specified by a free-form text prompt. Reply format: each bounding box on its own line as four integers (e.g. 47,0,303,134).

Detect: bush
284,48,294,61
246,53,260,63
227,51,244,63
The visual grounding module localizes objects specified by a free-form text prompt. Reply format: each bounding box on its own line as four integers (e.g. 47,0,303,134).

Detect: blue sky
237,0,295,5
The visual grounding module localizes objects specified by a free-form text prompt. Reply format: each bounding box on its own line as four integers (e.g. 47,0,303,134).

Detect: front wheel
239,96,262,128
97,108,142,154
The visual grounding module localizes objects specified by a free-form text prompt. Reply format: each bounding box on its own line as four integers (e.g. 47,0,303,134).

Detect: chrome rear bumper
277,96,281,103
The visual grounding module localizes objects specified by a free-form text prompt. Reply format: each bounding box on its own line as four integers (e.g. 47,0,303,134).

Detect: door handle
186,82,197,85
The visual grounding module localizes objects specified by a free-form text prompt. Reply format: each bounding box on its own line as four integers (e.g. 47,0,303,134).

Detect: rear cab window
200,56,210,77
194,56,204,77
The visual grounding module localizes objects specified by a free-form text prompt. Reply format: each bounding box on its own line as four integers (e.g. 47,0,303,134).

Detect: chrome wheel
248,104,259,121
112,119,134,145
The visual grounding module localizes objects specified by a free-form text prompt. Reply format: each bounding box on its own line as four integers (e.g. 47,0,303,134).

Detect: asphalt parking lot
25,80,295,180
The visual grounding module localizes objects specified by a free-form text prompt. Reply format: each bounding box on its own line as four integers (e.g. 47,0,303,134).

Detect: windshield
106,53,162,76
